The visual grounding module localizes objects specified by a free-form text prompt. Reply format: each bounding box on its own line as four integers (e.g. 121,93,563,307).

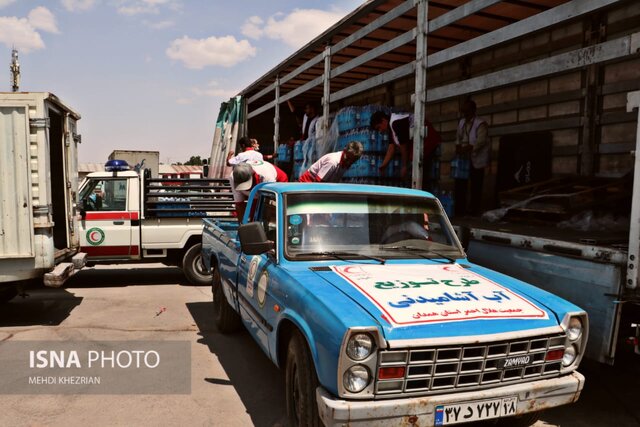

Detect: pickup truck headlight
343,365,370,393
338,327,385,398
346,333,374,361
562,345,577,366
567,317,583,341
560,312,588,372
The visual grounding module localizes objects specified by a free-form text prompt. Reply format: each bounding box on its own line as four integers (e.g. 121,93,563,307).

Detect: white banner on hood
330,264,548,325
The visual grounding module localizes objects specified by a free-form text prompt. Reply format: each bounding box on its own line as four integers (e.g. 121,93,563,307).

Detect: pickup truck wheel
183,243,212,285
212,267,241,333
285,331,321,427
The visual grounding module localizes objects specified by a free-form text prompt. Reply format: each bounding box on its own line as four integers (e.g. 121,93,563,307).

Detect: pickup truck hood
311,263,563,343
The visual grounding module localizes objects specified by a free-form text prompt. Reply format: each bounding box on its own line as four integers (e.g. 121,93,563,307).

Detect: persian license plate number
434,396,517,425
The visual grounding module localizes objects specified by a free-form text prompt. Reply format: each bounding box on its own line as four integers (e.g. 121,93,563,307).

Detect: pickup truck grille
375,334,566,397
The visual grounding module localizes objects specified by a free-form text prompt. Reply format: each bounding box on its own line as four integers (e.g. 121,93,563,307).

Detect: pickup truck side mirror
238,222,275,255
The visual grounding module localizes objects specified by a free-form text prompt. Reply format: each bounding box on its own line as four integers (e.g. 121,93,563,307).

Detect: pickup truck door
236,192,281,353
79,177,140,259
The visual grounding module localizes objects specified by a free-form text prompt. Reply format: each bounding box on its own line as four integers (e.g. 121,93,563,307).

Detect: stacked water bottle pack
435,189,455,218
333,105,408,186
292,140,304,179
450,155,470,180
276,142,291,163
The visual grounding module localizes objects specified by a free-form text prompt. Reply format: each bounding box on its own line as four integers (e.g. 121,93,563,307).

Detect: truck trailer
0,92,85,301
210,0,640,364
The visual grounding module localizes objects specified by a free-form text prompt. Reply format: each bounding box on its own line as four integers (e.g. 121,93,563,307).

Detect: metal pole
626,90,640,290
323,45,332,136
274,75,280,165
412,0,428,190
579,15,605,177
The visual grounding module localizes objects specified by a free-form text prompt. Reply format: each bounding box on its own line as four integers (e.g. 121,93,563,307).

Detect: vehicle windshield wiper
298,251,385,264
379,245,457,264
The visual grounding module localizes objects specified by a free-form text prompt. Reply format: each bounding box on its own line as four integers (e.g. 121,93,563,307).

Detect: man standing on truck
370,110,441,190
230,160,288,220
287,100,319,140
454,98,489,216
298,141,363,183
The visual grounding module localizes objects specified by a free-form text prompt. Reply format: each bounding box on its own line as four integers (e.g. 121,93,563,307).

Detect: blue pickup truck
201,183,587,427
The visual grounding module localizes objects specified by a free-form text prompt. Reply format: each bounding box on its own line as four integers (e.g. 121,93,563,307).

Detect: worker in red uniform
230,160,288,220
298,141,363,183
370,111,441,190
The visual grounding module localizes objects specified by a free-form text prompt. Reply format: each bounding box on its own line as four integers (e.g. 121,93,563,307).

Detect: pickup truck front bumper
317,371,584,427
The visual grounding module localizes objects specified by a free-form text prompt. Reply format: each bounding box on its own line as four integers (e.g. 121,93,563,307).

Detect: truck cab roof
254,182,436,199
86,170,140,179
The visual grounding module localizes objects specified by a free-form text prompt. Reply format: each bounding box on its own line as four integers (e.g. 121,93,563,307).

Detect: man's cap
233,163,254,191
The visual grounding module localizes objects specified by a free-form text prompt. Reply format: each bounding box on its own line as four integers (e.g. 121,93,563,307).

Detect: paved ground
0,264,638,427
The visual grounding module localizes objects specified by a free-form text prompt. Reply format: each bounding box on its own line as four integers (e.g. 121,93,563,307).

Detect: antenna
10,48,20,92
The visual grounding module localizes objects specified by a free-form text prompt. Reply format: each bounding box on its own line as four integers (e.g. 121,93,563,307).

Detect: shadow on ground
538,357,640,427
187,301,286,427
66,265,192,288
0,289,82,327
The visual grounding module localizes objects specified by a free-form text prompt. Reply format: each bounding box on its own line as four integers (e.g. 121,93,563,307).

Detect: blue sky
0,0,364,163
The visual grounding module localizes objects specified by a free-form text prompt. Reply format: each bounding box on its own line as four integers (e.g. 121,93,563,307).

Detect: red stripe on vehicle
85,212,139,221
85,212,130,221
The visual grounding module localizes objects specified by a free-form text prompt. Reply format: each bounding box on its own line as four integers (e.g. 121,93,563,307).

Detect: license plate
434,396,517,425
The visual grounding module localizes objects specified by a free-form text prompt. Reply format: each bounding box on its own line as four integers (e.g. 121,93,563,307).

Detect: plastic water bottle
382,133,389,154
368,155,376,177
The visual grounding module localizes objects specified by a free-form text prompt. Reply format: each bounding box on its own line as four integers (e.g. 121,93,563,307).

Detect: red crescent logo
343,266,363,274
90,231,100,241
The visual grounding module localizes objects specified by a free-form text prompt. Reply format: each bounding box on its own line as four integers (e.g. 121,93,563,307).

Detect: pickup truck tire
285,331,321,427
212,267,241,333
183,243,212,285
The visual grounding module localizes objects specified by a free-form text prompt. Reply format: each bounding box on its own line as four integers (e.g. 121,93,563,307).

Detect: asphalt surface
0,263,638,427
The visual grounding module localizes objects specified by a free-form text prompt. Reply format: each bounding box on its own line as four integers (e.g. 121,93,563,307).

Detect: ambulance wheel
285,330,321,427
183,243,211,285
212,267,241,333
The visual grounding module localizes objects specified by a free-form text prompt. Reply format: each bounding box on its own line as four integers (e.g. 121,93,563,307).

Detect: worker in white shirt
298,141,363,183
230,160,288,220
227,137,264,166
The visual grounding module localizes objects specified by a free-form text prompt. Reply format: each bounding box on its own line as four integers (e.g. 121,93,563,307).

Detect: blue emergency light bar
105,159,130,172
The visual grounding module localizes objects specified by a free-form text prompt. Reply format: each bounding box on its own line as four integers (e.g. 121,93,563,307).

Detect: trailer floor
454,216,629,249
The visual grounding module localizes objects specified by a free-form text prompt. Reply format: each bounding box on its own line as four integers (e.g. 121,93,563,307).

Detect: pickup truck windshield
284,193,464,261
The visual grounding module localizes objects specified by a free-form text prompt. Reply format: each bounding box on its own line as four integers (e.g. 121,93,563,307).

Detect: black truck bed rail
144,178,235,218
